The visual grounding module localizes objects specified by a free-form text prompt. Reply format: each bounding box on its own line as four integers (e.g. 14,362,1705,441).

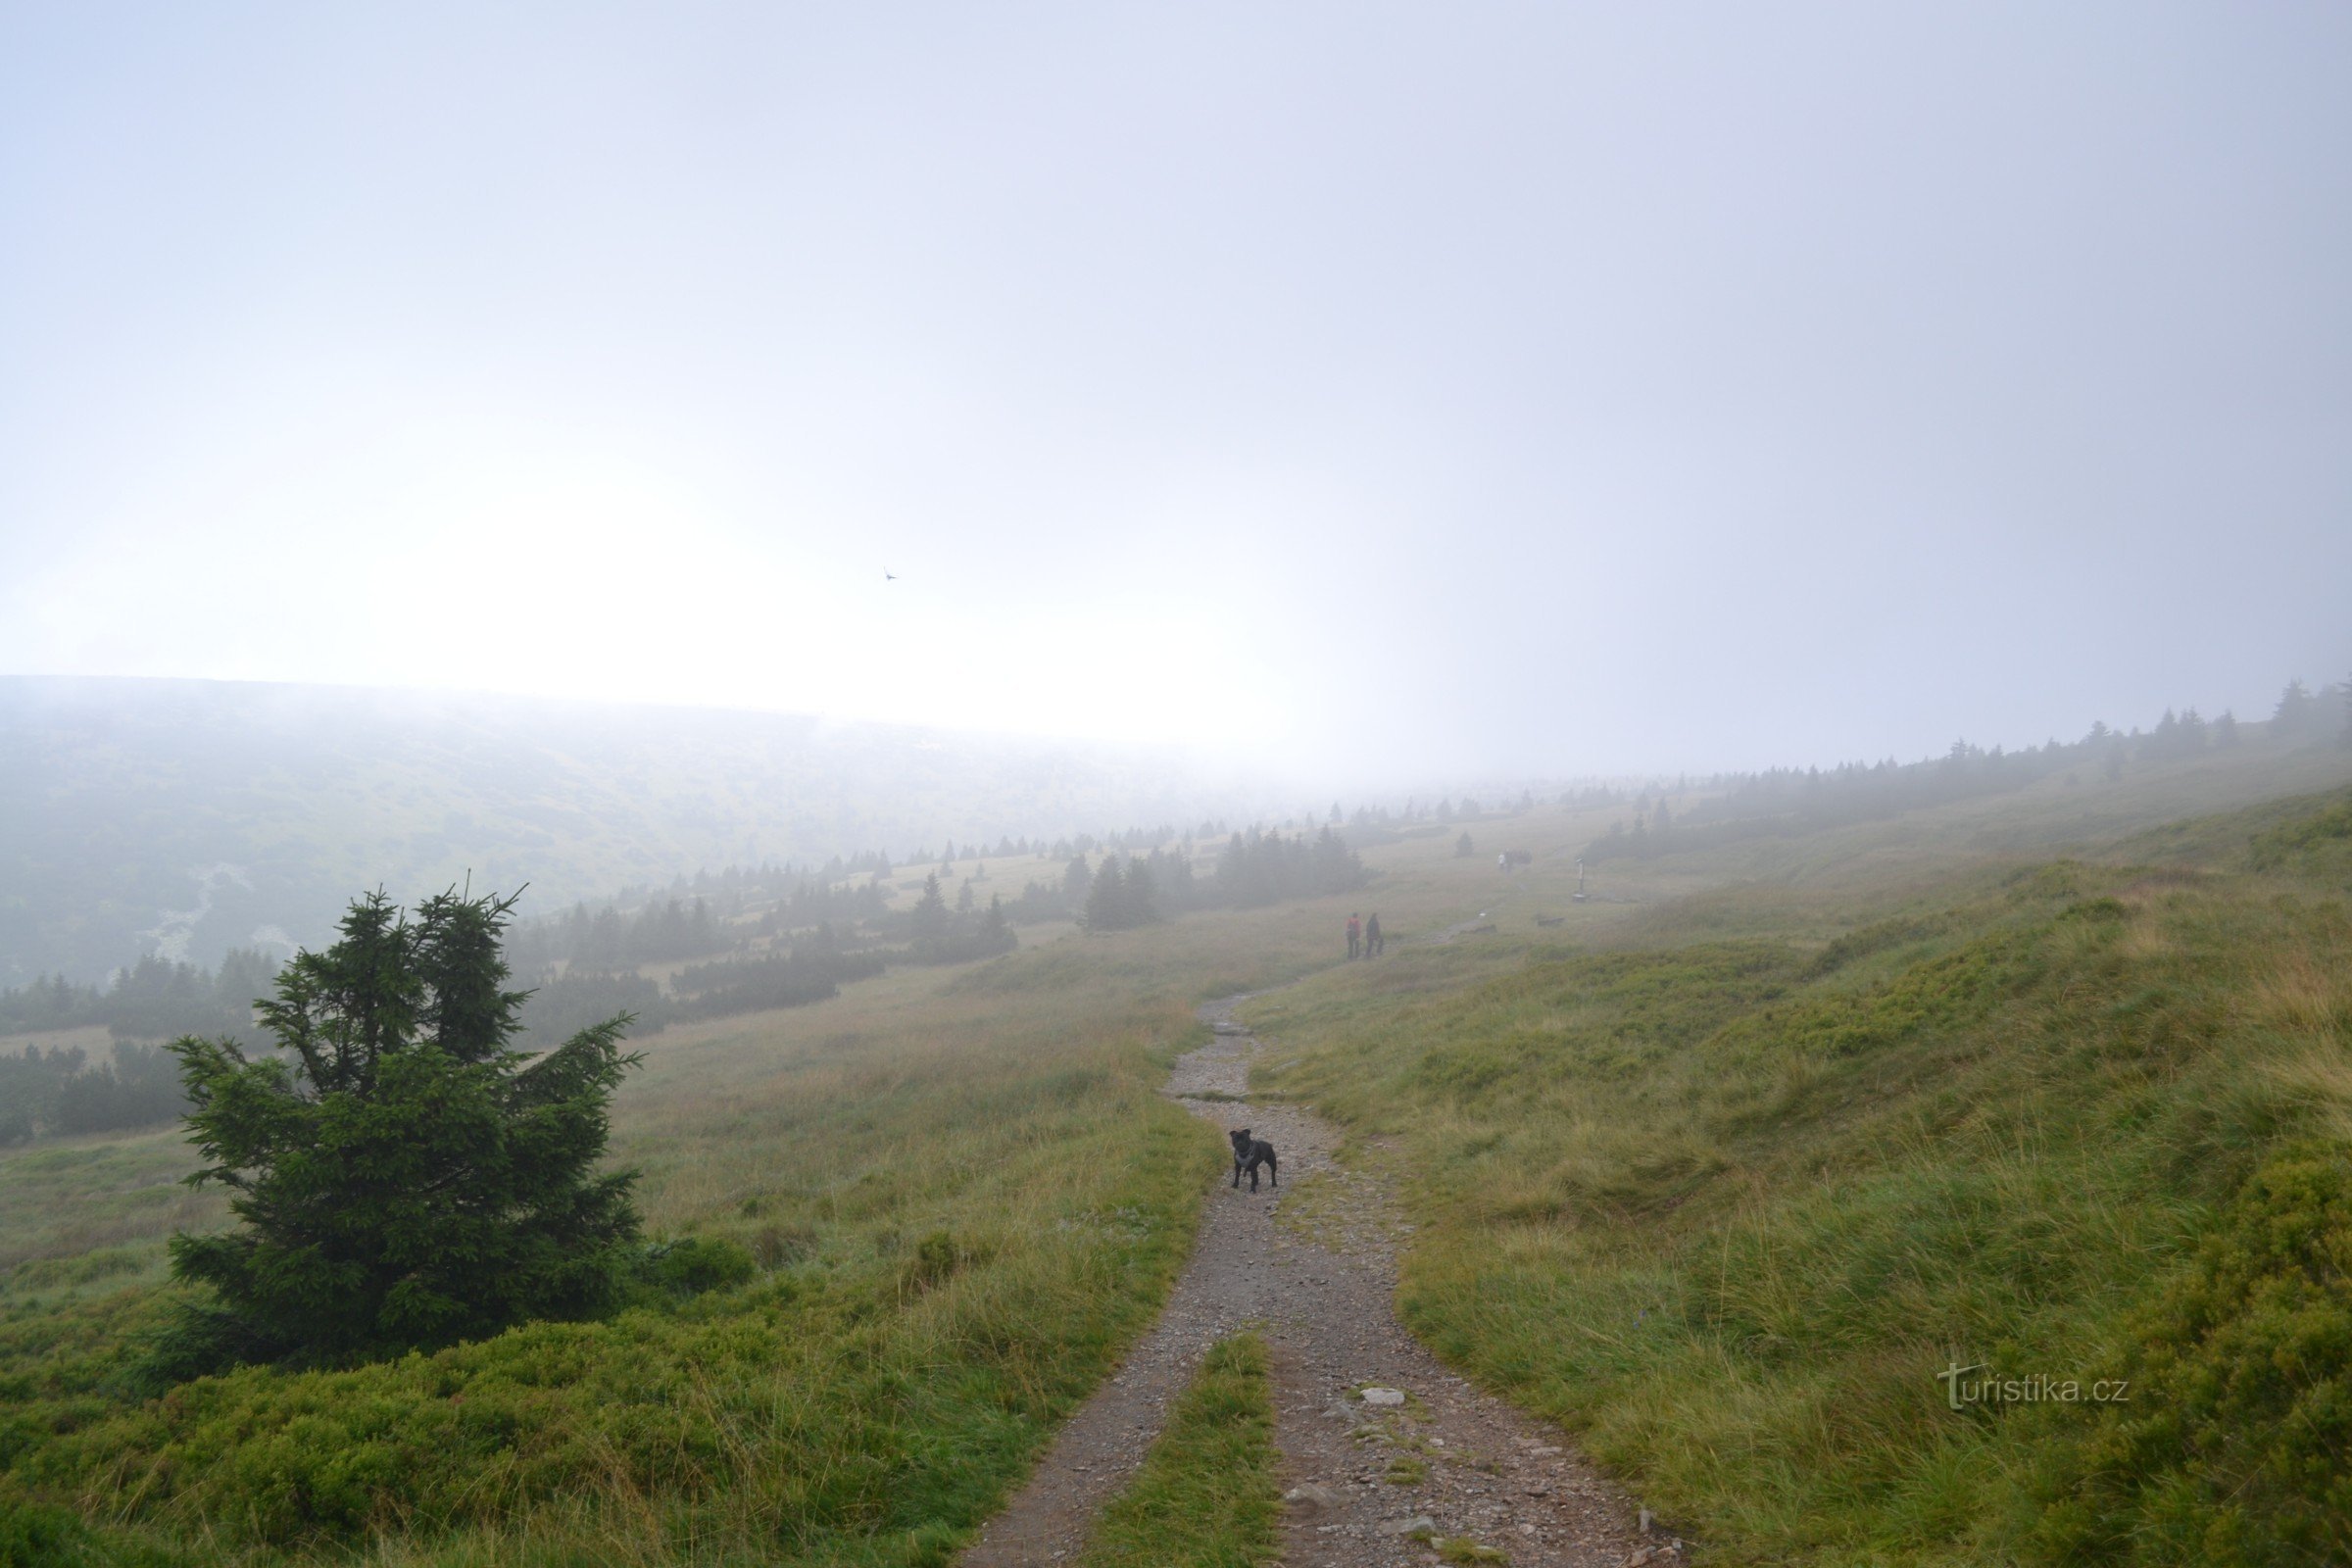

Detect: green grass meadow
1247,760,2352,1566
3,737,2349,1565
0,960,1232,1567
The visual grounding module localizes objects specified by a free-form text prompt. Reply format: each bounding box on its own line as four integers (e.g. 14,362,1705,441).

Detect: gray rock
1284,1484,1342,1514
1376,1514,1439,1537
1360,1386,1406,1406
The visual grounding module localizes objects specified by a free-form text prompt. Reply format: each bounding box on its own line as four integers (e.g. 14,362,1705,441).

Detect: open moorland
3,724,2350,1566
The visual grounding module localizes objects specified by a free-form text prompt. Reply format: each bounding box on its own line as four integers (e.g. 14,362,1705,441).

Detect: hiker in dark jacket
1365,912,1384,956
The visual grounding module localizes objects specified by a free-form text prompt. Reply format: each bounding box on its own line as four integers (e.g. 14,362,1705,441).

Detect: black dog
1230,1128,1278,1192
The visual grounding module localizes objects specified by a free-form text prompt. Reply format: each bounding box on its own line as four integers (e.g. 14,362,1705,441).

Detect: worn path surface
961,987,1688,1567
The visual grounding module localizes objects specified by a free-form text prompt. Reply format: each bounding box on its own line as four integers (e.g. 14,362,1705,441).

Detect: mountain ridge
0,675,1233,985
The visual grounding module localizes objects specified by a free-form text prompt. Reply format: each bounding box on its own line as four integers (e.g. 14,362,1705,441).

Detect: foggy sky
3,3,2346,786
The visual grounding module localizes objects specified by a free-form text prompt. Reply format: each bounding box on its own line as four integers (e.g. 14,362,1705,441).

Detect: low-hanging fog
2,3,2346,784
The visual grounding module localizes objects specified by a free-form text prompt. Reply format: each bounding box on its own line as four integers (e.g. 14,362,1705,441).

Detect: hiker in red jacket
1346,912,1361,959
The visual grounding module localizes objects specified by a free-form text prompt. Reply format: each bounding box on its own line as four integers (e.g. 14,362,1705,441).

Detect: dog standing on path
1230,1128,1278,1191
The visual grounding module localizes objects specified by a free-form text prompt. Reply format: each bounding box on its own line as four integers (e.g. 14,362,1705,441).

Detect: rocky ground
961,990,1690,1566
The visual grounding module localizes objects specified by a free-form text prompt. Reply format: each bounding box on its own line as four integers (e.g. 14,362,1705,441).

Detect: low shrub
2028,1142,2352,1565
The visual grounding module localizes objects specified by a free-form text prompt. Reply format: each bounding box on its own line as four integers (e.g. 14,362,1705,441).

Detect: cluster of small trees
2269,677,2352,747
668,928,892,1014
900,875,1020,960
755,878,891,936
482,808,1393,966
0,952,285,1142
1081,856,1162,930
980,827,1371,934
2138,707,2237,761
506,897,725,974
1006,827,1372,933
1210,826,1368,907
517,969,671,1047
0,1039,188,1144
0,949,279,1050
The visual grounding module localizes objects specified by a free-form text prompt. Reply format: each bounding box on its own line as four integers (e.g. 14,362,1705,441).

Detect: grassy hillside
0,676,1235,988
0,834,1418,1566
0,960,1228,1566
3,728,2346,1564
1245,778,2352,1565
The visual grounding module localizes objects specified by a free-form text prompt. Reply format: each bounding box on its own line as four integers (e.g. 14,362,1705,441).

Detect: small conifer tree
1084,856,1127,930
160,889,641,1377
910,873,950,949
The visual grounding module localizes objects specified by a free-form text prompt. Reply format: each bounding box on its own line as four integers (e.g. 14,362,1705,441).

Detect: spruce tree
2275,679,2316,741
1084,856,1126,930
161,889,641,1377
910,873,950,949
1122,856,1158,925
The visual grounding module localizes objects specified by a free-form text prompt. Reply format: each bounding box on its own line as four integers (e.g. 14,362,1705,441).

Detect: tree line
1584,678,2352,865
512,910,1000,1051
668,925,895,1015
1003,826,1371,932
0,823,1371,1145
494,812,1369,956
0,1039,188,1144
503,897,726,974
0,949,279,1049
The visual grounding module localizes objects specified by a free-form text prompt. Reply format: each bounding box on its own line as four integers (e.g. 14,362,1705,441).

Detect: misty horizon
6,664,2334,801
4,4,2346,781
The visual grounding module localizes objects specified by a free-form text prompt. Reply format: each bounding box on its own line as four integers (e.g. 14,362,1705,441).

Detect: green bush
0,1496,89,1568
2247,788,2352,869
638,1236,757,1297
2029,1143,2352,1565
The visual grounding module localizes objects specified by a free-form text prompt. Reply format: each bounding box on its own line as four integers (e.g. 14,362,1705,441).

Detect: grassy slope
0,837,1486,1567
0,785,1543,1568
1245,755,2352,1566
4,737,2347,1564
0,959,1229,1567
1077,1334,1282,1568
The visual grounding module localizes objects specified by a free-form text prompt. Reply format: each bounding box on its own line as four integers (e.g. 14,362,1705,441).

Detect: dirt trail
961,986,1681,1567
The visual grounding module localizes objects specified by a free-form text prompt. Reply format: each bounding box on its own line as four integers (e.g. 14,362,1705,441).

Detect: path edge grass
1076,1332,1282,1568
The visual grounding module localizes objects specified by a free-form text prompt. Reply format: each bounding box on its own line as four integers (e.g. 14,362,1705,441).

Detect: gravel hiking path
960,986,1685,1567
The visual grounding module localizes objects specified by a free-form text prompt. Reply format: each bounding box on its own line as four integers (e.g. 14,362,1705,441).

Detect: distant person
1346,912,1361,959
1497,851,1509,873
1365,912,1384,956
